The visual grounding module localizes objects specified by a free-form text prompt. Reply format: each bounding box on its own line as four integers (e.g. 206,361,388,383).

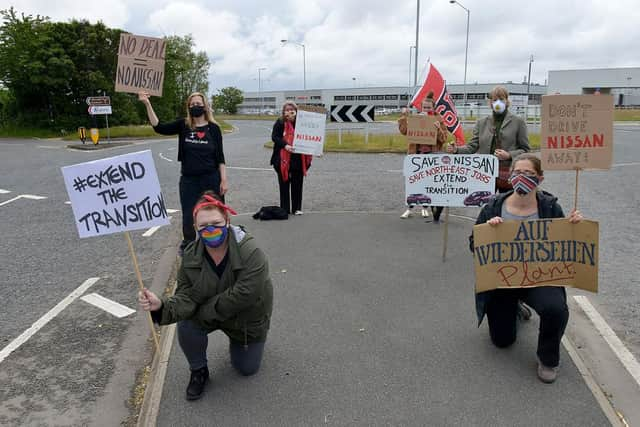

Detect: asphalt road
1,120,638,425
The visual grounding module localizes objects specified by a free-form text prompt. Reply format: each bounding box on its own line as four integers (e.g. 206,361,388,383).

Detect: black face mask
189,106,205,117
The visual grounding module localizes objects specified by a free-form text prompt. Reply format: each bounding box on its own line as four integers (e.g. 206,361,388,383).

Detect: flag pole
125,231,160,353
573,168,580,211
442,207,450,263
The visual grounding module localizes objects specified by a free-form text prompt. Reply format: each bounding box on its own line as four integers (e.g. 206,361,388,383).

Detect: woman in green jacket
139,192,273,400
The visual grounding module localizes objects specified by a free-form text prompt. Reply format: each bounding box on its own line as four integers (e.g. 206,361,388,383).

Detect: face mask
509,173,539,196
198,224,228,248
492,99,506,114
285,110,296,120
189,105,205,117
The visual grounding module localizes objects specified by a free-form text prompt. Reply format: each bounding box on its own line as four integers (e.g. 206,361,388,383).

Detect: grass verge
265,131,540,153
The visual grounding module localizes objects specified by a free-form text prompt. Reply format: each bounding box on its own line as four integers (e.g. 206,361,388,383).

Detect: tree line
0,7,244,134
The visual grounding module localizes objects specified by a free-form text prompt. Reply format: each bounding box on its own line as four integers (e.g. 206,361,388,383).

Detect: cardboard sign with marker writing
473,219,599,293
115,34,166,97
541,94,613,170
406,115,439,146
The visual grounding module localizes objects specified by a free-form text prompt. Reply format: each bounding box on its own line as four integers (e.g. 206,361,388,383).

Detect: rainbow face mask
198,224,228,248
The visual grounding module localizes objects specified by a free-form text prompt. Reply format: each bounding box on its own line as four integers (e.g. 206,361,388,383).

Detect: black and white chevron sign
330,105,375,122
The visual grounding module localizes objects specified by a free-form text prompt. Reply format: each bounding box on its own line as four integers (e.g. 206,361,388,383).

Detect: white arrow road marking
0,194,47,207
80,293,136,318
143,216,172,237
345,105,359,122
0,277,100,364
574,295,640,388
159,152,173,162
0,189,11,194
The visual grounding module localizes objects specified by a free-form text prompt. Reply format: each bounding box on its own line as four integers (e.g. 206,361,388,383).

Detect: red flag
411,63,465,145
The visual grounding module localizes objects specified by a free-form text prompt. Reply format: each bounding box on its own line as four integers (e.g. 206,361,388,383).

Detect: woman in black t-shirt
139,91,227,251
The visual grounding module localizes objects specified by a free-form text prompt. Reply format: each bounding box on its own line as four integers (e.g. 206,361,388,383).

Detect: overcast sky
3,0,638,94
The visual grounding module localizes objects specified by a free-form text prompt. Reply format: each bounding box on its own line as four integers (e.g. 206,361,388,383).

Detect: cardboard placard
406,115,439,146
115,34,166,97
61,150,170,238
292,110,326,156
404,154,497,207
541,94,613,170
473,219,598,293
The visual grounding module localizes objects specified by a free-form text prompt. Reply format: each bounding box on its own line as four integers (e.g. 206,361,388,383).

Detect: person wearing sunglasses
138,191,273,400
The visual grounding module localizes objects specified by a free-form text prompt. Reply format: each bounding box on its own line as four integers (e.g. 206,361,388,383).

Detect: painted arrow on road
330,105,375,122
0,194,47,207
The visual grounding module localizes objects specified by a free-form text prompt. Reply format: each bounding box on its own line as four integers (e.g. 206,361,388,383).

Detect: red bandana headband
192,195,238,219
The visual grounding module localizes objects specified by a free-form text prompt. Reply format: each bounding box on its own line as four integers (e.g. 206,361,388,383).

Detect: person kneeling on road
138,191,273,400
469,153,583,384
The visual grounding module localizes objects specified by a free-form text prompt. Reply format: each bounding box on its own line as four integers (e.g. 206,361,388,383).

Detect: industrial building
547,67,640,106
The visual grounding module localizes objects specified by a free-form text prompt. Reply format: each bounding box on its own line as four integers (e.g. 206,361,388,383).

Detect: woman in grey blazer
447,86,530,191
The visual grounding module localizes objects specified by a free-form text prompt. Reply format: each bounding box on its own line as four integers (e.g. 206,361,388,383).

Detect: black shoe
186,367,209,400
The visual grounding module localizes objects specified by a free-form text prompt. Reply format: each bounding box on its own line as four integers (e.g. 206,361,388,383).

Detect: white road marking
65,201,71,205
0,189,10,194
159,152,173,162
0,277,100,364
573,295,640,388
0,194,47,207
80,293,136,318
613,162,640,168
226,166,273,171
166,209,180,214
167,147,177,151
143,217,172,237
38,145,61,150
386,169,402,173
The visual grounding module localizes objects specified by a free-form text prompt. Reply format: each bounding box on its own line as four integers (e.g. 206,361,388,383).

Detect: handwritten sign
406,115,439,146
293,110,326,156
404,154,497,206
115,34,166,97
473,219,598,293
541,94,613,170
62,150,170,238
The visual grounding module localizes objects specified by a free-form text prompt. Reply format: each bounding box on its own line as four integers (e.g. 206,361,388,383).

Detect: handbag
493,123,513,191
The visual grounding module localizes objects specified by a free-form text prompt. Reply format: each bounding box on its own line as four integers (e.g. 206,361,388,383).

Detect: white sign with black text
61,150,170,238
292,110,326,156
403,154,498,207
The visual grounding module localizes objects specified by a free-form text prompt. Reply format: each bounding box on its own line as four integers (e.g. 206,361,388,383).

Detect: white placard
88,105,112,115
403,154,498,207
61,150,170,238
292,110,326,156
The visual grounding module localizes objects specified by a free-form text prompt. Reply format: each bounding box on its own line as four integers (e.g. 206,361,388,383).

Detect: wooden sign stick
574,168,581,211
125,231,160,353
442,207,450,263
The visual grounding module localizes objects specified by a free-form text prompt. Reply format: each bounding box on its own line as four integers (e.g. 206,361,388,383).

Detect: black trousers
486,286,568,367
179,172,222,245
275,167,304,214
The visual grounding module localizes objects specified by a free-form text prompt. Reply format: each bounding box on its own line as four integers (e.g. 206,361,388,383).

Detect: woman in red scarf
270,101,312,215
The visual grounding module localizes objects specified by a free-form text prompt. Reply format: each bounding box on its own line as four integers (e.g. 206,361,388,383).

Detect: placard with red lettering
473,219,599,293
403,154,497,207
406,115,439,146
115,33,166,97
293,110,326,156
541,94,613,170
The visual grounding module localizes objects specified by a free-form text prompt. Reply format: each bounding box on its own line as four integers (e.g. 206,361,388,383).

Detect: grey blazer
456,110,530,160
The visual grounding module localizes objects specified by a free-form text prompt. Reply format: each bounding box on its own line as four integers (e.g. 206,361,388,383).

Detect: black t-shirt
153,119,225,176
204,249,229,278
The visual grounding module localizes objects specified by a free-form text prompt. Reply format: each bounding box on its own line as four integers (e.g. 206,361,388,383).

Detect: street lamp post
526,54,534,122
258,67,266,114
281,39,306,90
450,0,470,120
409,46,416,89
414,0,420,88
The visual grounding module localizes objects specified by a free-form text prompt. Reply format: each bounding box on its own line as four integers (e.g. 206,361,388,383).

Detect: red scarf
280,120,312,182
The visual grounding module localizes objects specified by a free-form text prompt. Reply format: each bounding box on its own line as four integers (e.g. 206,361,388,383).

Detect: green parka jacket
155,226,273,344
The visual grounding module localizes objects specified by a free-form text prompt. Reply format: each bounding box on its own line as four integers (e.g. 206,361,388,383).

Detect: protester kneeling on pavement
138,191,273,400
468,153,583,384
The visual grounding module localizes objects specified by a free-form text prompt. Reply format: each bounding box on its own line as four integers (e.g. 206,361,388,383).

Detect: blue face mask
198,224,228,248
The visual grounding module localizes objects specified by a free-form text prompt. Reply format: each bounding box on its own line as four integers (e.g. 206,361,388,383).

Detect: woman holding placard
398,91,449,220
138,192,273,400
469,153,583,383
446,86,530,192
139,91,227,251
270,101,312,215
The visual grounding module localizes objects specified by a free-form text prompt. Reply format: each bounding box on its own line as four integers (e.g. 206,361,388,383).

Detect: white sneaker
400,209,413,219
421,208,430,218
294,210,304,215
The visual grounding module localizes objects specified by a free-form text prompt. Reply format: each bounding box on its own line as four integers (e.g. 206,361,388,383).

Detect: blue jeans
177,320,265,376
